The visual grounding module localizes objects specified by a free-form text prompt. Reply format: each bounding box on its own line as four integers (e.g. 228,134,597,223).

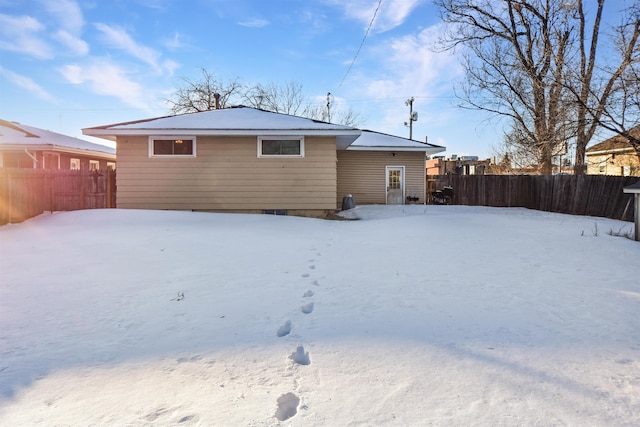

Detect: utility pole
404,97,418,140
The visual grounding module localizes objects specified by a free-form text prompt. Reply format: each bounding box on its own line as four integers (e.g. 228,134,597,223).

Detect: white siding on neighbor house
337,150,426,206
116,136,337,210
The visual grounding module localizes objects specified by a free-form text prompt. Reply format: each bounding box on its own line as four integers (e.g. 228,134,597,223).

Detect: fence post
80,183,85,210
8,174,12,224
106,169,112,208
48,172,54,212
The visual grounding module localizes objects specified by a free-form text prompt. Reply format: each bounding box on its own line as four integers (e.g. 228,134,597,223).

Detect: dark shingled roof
586,126,640,153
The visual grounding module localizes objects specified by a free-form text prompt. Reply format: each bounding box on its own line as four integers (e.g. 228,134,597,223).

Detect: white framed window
70,158,80,170
149,136,196,157
258,136,304,158
89,160,99,171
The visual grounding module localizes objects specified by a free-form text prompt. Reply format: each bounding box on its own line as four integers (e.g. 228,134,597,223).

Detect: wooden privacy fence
0,168,116,225
429,174,637,222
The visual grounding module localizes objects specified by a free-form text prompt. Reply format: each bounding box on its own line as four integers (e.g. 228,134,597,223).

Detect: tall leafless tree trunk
569,0,640,174
435,0,639,175
435,0,573,175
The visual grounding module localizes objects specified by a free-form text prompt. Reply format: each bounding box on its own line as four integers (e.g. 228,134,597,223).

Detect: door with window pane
386,166,404,205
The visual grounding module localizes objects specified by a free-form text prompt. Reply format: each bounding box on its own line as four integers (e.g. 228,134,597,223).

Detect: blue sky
0,0,630,158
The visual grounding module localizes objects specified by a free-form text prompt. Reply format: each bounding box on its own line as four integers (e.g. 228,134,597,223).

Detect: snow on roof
85,106,359,133
82,108,448,153
348,130,446,153
0,119,115,155
84,106,362,147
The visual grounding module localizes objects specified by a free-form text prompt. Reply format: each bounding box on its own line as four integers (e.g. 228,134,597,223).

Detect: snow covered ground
0,205,639,426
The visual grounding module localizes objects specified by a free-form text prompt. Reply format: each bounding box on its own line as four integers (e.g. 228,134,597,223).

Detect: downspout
24,149,39,168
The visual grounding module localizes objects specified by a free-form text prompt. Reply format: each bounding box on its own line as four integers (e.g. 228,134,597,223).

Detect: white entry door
386,166,404,205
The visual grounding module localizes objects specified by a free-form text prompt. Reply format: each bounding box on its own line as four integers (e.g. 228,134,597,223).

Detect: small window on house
258,137,304,158
89,160,99,171
70,158,80,170
150,137,196,157
107,162,116,170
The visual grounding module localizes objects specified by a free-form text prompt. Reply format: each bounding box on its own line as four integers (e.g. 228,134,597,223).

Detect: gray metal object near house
623,180,640,241
342,194,356,210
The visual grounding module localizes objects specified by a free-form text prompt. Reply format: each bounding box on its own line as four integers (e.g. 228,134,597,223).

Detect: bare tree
434,0,639,174
303,103,365,127
596,65,640,158
497,113,573,173
566,0,640,172
435,0,575,175
166,71,365,127
242,81,306,115
165,68,243,114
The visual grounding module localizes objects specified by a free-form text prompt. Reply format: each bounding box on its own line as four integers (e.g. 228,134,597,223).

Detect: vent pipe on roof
213,93,221,110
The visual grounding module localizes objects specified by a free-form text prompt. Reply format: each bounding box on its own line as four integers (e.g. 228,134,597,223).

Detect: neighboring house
0,119,116,170
83,107,444,216
586,127,640,177
426,156,493,176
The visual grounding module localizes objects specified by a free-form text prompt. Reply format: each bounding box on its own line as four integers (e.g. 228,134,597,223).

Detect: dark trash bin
342,194,356,210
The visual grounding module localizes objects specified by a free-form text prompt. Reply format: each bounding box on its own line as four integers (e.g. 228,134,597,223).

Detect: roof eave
0,143,115,159
346,146,445,153
623,181,640,193
586,146,636,155
83,128,361,138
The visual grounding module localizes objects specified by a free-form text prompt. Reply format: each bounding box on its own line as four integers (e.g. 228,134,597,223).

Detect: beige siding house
338,131,443,206
1,119,116,170
586,127,640,177
84,107,444,216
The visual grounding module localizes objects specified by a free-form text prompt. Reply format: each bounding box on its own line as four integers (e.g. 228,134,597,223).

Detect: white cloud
59,59,149,110
94,23,175,74
40,0,89,57
0,66,56,101
327,0,425,33
162,32,186,50
345,24,463,136
41,0,84,34
161,59,180,76
238,18,269,28
53,30,89,56
0,14,52,59
354,24,461,99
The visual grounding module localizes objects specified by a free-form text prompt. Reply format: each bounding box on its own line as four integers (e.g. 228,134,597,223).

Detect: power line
337,0,383,88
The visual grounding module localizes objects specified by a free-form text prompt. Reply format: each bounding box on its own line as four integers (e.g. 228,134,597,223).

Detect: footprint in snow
301,302,314,314
290,346,310,365
309,265,316,270
275,392,300,421
303,290,314,298
277,320,292,337
301,273,310,278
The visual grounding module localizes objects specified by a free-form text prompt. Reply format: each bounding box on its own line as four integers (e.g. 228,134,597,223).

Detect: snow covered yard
0,205,639,426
